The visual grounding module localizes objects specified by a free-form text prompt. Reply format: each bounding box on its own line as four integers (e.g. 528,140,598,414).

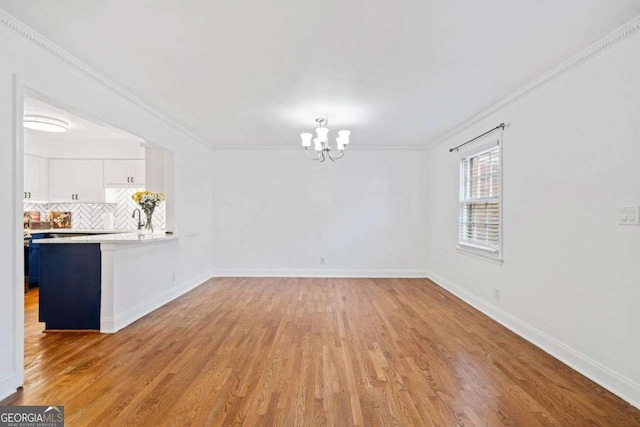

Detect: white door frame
11,74,25,392
11,75,58,391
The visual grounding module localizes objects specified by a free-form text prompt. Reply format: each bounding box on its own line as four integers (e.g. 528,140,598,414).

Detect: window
459,141,501,257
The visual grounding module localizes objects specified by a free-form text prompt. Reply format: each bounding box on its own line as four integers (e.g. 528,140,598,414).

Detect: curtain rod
449,123,505,153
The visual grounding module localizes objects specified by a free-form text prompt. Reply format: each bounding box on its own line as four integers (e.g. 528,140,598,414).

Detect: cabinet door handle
72,194,76,200
24,192,27,198
127,177,130,183
28,192,31,198
131,176,134,183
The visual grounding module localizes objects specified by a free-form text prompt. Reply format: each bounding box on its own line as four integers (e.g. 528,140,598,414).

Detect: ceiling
24,96,142,142
3,1,639,148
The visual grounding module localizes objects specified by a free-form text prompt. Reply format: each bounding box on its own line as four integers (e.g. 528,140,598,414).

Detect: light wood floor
5,278,640,426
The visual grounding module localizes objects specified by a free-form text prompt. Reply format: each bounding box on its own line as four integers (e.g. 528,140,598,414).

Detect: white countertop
27,229,136,234
33,232,177,244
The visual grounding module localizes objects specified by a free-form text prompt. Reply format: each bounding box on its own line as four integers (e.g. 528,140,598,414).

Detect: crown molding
427,14,640,149
0,9,212,149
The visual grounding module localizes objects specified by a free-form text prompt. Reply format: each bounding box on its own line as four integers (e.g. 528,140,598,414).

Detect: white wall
44,139,144,159
425,30,640,406
212,149,429,276
100,240,210,333
23,135,49,157
0,15,213,399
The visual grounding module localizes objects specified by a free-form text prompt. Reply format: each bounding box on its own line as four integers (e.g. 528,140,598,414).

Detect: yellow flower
131,190,165,205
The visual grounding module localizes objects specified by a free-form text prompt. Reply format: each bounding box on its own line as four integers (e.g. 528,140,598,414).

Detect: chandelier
300,118,351,162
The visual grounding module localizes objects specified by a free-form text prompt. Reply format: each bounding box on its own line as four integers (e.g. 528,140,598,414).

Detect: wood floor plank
4,278,640,426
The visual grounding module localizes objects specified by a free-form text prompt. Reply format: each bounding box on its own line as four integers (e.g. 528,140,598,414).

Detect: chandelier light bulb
300,133,312,147
315,127,330,143
336,136,347,150
338,130,351,144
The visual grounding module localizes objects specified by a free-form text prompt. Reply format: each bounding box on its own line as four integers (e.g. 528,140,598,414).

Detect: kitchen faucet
132,209,143,230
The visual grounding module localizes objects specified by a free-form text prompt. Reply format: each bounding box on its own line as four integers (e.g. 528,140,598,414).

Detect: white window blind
459,144,501,254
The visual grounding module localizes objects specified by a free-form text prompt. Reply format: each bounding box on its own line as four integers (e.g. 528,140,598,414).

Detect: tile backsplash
24,188,166,230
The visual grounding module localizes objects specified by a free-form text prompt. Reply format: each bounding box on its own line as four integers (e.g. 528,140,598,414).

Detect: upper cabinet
49,159,104,202
48,160,76,202
76,160,105,202
25,157,143,203
24,154,48,201
104,160,145,187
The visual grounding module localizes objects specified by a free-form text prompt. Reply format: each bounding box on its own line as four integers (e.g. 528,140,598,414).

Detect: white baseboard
101,269,213,333
211,268,430,278
426,269,640,410
0,372,20,402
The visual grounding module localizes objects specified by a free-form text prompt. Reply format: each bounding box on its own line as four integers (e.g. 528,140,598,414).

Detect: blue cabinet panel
39,243,101,330
28,233,48,285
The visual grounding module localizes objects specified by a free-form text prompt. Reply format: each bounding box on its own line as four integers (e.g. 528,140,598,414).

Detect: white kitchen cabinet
23,154,48,201
23,154,39,200
38,158,49,200
49,159,104,202
132,161,145,185
104,160,145,187
48,160,76,201
76,160,105,202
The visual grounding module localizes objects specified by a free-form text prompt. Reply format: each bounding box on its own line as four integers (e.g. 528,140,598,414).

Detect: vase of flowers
132,191,165,233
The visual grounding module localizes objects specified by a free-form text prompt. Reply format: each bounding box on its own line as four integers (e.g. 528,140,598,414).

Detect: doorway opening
18,87,175,391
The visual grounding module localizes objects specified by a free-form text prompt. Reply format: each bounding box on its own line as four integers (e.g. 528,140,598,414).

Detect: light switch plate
619,209,629,222
619,206,640,225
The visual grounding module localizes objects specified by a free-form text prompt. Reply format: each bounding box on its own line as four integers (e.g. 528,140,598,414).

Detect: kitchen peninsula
34,232,178,332
25,229,132,287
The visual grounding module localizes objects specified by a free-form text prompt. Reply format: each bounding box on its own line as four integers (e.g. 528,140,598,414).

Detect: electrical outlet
619,206,640,225
494,289,500,301
320,257,325,265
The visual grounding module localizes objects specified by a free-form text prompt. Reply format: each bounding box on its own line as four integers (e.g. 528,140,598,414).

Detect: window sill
456,246,503,266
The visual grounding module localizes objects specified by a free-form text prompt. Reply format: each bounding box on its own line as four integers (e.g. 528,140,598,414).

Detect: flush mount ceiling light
23,115,69,133
300,117,350,162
